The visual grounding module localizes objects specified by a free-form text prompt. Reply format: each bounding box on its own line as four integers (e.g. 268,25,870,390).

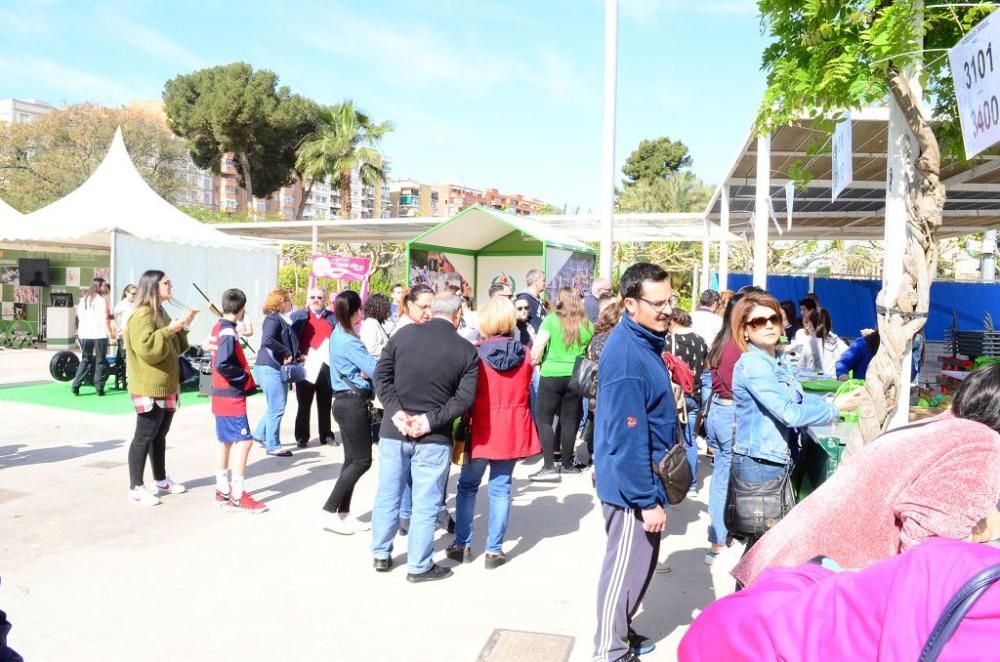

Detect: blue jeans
253,365,286,452
682,395,699,491
529,365,540,420
371,438,451,574
454,458,516,554
730,452,787,483
700,371,712,407
705,398,735,545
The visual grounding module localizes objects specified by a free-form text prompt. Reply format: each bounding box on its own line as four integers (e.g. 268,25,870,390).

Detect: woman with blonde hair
253,288,299,457
529,287,594,482
124,270,198,505
447,296,541,567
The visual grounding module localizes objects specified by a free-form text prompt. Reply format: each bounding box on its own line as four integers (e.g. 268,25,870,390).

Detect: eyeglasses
746,314,782,330
636,297,672,312
515,305,529,312
308,296,323,300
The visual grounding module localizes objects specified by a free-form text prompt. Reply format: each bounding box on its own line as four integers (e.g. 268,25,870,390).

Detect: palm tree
295,101,393,219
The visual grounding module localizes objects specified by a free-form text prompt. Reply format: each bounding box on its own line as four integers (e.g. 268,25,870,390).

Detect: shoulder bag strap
919,561,1000,661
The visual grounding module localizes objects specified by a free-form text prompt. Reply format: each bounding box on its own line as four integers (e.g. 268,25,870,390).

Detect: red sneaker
230,491,268,514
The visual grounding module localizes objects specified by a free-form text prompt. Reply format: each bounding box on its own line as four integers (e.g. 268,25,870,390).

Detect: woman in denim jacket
730,293,860,550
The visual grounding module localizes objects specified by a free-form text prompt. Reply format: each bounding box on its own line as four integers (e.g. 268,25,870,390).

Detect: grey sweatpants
593,503,660,662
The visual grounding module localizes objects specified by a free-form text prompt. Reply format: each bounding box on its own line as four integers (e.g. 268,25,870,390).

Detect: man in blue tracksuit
593,263,677,662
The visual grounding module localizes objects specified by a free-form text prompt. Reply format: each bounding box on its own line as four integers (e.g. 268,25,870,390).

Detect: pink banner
310,254,372,300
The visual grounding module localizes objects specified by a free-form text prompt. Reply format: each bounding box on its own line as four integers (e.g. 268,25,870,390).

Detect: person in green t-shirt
528,287,594,482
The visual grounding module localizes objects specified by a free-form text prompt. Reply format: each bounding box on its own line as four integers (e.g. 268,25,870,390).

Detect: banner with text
949,10,1000,158
831,113,853,202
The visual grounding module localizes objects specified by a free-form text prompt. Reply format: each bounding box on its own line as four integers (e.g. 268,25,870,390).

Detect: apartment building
0,98,56,124
389,180,546,217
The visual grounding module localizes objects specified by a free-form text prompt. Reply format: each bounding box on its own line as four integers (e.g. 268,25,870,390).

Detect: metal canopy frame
706,107,1000,242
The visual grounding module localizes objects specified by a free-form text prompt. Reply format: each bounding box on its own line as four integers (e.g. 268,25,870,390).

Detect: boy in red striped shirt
207,289,267,513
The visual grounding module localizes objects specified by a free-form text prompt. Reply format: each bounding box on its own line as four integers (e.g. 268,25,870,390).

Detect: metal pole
701,214,711,292
753,134,770,288
719,184,730,290
599,0,618,281
983,229,997,281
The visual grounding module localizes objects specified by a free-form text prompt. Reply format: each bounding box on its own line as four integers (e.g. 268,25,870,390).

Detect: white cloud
0,57,134,104
300,7,592,105
97,10,205,71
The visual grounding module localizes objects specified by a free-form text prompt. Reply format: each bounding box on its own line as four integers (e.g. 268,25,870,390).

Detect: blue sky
0,0,769,211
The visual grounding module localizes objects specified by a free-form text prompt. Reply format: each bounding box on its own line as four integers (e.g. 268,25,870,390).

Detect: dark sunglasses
515,305,529,311
746,314,782,330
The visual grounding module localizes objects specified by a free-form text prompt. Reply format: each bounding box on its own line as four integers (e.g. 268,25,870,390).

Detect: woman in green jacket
124,270,198,506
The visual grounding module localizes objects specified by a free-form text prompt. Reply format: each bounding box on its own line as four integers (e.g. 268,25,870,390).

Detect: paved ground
0,349,735,661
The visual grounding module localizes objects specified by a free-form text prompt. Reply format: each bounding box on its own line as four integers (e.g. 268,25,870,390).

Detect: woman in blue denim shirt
730,293,860,548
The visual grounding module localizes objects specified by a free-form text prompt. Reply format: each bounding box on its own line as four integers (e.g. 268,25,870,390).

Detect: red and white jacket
207,319,256,416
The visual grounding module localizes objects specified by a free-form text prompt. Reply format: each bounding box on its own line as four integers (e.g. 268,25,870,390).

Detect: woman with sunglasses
729,292,860,551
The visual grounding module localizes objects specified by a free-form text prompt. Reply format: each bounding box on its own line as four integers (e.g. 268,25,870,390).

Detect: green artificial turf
0,381,210,415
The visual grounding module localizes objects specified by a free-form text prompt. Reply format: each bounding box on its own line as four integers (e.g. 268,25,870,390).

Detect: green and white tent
406,205,597,304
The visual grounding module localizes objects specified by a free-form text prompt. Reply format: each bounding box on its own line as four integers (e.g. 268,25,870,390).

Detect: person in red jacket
446,296,541,569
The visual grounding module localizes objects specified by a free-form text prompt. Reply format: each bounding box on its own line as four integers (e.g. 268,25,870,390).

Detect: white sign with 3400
950,10,1000,158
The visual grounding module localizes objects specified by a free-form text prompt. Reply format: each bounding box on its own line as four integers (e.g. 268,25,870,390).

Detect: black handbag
568,355,598,397
651,441,692,505
919,561,1000,661
724,464,795,538
178,356,197,383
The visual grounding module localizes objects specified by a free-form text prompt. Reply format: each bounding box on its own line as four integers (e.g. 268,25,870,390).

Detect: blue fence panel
721,274,1000,341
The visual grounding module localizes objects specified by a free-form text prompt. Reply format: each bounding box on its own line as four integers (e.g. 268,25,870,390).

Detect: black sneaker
529,467,561,482
296,440,309,449
628,628,656,655
373,557,393,572
322,434,337,445
406,564,453,583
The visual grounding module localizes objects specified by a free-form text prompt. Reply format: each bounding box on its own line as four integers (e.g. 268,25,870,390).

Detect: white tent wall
476,255,541,304
113,232,278,348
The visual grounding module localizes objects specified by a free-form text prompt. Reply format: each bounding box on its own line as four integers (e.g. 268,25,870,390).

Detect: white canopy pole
598,0,619,281
701,214,711,293
719,184,730,291
753,135,771,288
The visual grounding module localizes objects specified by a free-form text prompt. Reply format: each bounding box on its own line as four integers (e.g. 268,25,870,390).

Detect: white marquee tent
0,129,278,342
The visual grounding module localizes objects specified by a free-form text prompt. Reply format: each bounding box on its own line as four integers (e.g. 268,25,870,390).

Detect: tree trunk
238,152,254,218
295,173,313,219
340,171,352,219
851,70,945,452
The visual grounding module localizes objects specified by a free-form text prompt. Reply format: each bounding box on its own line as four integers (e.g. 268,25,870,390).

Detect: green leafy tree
621,136,692,186
615,171,711,213
756,0,995,444
295,101,392,219
163,63,313,203
0,103,185,212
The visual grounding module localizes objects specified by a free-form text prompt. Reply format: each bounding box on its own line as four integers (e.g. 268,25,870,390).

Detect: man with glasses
515,269,547,332
290,288,337,447
488,283,513,299
593,263,675,662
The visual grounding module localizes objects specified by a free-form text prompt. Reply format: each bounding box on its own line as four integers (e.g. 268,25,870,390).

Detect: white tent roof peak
410,205,594,253
1,127,259,251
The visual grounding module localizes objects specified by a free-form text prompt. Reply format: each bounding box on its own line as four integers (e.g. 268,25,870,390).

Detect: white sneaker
154,476,187,495
346,515,371,532
323,513,355,536
128,487,161,506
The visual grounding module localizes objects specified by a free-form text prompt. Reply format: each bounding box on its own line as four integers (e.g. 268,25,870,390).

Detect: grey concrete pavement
0,349,735,661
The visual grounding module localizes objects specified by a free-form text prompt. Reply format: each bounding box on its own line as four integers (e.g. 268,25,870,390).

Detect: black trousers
295,364,333,443
128,406,174,488
72,338,108,391
536,375,583,469
323,393,373,513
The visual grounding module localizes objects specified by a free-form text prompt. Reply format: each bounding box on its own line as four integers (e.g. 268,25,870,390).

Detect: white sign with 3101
950,10,1000,158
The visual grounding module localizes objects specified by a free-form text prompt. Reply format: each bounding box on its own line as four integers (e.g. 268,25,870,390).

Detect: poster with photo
1,302,13,320
94,267,110,281
409,249,473,297
65,267,81,287
1,266,18,285
13,303,27,320
546,248,596,301
14,286,38,304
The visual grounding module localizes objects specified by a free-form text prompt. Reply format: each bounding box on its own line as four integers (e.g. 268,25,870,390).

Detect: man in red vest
291,288,337,447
